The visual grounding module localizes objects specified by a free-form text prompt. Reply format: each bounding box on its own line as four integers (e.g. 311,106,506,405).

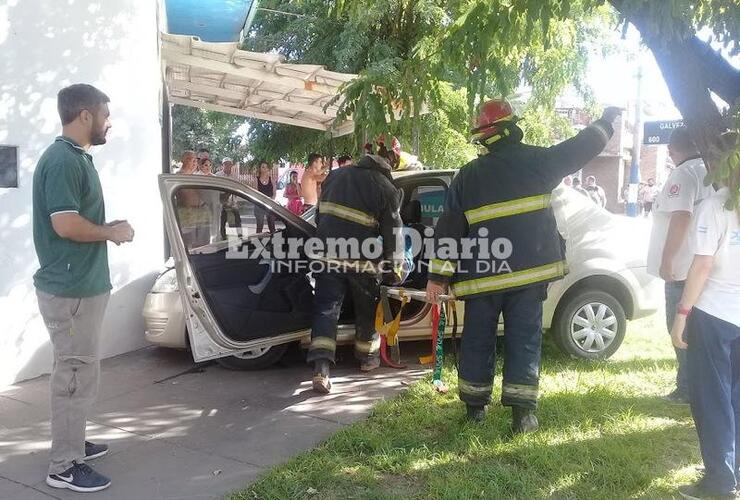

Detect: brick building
557,105,672,213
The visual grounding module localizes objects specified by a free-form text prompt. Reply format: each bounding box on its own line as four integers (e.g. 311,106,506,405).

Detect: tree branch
687,35,740,106
608,0,731,167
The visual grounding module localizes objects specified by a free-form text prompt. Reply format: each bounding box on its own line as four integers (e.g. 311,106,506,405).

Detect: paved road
0,344,428,499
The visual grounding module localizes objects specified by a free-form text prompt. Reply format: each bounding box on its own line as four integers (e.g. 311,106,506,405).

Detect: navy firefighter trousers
458,284,547,409
306,271,380,364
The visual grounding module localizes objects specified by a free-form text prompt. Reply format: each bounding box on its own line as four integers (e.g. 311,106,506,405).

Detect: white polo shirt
647,157,714,281
691,188,740,327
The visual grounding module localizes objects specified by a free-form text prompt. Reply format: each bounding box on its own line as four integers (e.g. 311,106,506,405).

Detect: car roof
391,169,457,179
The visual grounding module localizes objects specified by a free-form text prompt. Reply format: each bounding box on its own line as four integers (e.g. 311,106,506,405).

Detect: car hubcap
570,302,618,353
232,347,270,360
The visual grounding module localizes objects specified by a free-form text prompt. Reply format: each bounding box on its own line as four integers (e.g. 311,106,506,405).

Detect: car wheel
552,290,626,360
216,343,290,370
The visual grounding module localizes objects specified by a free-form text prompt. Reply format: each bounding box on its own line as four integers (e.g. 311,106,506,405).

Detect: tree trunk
644,37,728,168
609,0,737,169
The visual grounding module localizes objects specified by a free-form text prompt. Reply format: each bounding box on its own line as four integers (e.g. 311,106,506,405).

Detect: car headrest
401,199,422,225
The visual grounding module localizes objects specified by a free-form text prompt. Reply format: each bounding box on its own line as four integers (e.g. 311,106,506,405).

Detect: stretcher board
383,287,454,304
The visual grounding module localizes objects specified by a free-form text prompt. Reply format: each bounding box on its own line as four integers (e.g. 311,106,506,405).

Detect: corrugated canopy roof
161,33,357,137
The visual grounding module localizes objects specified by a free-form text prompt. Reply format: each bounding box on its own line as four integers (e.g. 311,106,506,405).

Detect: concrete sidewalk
0,345,428,499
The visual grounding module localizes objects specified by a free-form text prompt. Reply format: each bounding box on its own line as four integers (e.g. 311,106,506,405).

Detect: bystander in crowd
670,132,739,499
255,160,276,233
584,175,607,207
284,170,304,215
648,127,714,405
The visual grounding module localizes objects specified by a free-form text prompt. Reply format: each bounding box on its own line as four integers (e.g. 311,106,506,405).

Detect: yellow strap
452,261,565,297
419,354,434,364
375,291,409,347
465,194,552,225
447,299,457,317
319,201,378,228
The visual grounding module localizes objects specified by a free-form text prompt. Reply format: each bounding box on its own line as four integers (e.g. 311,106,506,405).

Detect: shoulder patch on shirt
731,230,740,245
668,184,681,198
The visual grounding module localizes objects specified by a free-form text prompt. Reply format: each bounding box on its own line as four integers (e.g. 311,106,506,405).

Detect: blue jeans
458,285,546,409
686,308,740,494
665,281,689,395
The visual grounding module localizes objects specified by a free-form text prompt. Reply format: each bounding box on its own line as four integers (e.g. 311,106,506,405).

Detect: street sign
643,119,684,145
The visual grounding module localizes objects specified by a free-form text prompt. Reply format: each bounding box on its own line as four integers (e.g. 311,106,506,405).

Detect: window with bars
0,146,18,188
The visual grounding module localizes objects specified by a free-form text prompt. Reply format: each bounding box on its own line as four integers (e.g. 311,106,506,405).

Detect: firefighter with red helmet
426,99,621,431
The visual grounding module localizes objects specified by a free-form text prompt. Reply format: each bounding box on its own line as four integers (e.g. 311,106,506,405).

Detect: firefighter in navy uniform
308,153,405,394
426,100,621,431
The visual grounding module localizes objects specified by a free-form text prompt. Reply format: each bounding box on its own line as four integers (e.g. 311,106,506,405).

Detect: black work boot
360,357,381,372
512,406,539,434
465,404,486,423
312,359,332,394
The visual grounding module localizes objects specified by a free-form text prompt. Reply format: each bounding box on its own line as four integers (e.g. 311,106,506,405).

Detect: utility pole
626,59,643,217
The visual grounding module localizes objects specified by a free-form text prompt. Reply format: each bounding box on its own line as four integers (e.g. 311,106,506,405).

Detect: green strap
433,304,446,382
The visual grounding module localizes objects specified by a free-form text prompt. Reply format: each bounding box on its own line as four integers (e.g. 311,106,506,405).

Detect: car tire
216,343,290,371
552,290,626,360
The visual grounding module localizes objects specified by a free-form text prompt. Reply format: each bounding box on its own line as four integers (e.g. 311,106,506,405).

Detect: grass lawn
229,311,702,499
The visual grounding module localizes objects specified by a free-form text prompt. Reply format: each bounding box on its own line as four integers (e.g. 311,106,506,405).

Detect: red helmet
470,99,518,144
390,137,401,156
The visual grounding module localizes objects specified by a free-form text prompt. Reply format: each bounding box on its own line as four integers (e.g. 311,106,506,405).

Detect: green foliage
706,102,740,213
326,0,614,141
245,122,356,163
170,105,250,167
172,0,736,166
239,0,615,164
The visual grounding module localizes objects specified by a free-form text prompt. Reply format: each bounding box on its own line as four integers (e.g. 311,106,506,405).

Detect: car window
173,186,287,255
408,182,447,227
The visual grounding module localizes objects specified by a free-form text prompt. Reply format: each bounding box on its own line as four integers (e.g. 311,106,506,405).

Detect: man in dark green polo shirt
33,84,134,493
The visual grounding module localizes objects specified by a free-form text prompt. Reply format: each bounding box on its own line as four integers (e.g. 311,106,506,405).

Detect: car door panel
159,174,316,361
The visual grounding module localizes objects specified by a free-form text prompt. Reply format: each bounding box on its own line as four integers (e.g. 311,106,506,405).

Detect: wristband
676,304,692,316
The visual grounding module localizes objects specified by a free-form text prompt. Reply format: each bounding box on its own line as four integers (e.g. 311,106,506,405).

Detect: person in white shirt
642,178,660,217
584,175,607,207
215,157,239,180
670,132,740,498
647,127,714,404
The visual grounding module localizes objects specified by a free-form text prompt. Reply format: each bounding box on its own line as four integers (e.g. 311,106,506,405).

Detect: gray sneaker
47,462,111,493
84,441,109,460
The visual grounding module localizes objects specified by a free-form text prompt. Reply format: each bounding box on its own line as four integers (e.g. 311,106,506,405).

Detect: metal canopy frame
161,33,357,136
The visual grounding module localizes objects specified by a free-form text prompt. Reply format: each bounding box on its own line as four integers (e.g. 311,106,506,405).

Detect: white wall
0,0,166,385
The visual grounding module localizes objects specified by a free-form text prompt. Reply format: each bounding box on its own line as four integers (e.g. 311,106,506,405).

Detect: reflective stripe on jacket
314,155,404,266
429,120,613,299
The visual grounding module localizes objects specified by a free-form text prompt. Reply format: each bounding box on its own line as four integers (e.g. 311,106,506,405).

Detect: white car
143,170,660,370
